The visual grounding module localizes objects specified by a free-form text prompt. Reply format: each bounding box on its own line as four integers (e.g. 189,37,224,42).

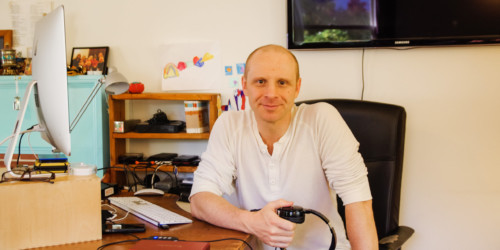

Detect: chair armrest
379,226,415,250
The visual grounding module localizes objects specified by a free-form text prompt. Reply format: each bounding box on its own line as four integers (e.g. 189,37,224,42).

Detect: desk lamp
1,6,127,180
1,68,129,178
70,67,129,132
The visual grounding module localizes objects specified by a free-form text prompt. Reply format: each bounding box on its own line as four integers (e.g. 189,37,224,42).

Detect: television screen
288,0,500,49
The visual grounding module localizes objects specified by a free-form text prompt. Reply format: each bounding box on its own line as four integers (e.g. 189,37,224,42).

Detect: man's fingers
265,234,294,248
269,199,294,210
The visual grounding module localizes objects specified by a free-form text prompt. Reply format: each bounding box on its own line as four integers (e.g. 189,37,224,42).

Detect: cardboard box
0,175,102,249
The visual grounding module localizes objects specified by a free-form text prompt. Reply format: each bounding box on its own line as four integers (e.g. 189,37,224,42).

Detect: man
190,44,378,249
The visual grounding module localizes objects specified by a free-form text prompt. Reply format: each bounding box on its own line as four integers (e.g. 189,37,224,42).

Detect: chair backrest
296,99,406,238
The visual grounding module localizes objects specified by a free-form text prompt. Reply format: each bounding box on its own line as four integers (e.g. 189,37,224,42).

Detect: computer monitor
3,5,70,174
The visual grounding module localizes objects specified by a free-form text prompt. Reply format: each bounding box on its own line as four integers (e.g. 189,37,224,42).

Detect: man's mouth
261,103,281,110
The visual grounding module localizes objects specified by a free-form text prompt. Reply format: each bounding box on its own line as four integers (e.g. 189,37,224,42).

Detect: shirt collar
250,105,297,154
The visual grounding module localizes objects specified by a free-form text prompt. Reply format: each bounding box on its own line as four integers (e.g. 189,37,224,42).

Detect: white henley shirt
191,102,372,250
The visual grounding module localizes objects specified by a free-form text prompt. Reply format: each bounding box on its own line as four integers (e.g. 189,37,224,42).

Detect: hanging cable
361,48,366,100
16,125,36,167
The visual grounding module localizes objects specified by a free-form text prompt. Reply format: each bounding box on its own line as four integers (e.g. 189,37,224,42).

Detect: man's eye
257,79,265,84
278,80,287,85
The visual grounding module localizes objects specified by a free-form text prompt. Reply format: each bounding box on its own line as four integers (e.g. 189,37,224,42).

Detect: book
37,153,68,163
184,101,209,133
34,157,69,172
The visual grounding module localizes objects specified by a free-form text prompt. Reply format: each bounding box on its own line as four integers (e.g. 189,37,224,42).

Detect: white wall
2,0,499,249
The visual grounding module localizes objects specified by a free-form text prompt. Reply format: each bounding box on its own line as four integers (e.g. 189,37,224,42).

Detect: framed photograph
0,30,13,49
70,46,109,74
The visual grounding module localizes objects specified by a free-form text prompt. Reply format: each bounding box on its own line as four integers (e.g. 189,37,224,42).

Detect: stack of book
184,101,209,133
34,154,69,173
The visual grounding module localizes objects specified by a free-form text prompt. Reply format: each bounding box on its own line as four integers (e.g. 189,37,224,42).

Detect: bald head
244,44,300,81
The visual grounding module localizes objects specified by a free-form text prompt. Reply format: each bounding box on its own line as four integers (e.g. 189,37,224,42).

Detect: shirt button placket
269,162,279,191
269,144,281,191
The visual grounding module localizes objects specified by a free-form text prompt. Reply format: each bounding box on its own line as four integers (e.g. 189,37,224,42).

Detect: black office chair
296,99,414,250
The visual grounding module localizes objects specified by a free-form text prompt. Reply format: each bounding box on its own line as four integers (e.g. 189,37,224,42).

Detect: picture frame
0,30,13,49
70,46,109,74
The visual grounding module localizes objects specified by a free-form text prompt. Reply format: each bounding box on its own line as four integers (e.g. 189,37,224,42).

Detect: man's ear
294,78,302,98
241,76,247,94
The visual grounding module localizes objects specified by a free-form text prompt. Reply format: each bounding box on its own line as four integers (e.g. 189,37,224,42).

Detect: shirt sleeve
190,112,237,199
314,103,372,205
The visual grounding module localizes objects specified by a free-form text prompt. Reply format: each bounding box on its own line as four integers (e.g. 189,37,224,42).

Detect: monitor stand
3,80,38,177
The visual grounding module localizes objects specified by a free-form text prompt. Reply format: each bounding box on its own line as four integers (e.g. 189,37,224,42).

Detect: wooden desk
43,193,256,250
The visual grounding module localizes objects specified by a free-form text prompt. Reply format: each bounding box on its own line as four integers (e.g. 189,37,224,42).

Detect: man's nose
264,82,278,97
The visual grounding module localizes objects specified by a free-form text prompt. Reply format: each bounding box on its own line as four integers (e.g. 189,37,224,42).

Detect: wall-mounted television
288,0,500,49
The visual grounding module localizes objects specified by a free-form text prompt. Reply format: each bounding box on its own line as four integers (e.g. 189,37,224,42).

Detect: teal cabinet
0,75,109,177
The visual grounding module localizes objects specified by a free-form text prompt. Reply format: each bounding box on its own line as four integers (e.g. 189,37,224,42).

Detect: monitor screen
3,5,70,171
32,5,71,156
288,0,500,49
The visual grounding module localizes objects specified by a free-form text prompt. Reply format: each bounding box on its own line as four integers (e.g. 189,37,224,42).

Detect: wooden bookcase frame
107,92,220,184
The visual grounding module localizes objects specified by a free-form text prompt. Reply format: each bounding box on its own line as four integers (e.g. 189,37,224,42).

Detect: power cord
361,48,366,100
15,125,36,167
132,162,177,192
96,237,141,250
304,209,336,250
151,163,165,189
274,206,336,250
101,203,134,223
101,204,118,221
193,238,253,249
96,165,177,194
96,236,253,250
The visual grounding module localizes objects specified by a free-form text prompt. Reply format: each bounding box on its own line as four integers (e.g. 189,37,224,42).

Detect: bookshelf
107,92,220,184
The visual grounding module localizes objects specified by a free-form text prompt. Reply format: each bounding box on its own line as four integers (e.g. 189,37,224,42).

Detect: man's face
242,49,301,126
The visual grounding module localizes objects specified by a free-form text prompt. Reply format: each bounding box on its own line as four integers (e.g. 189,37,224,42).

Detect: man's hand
244,199,296,248
190,193,296,248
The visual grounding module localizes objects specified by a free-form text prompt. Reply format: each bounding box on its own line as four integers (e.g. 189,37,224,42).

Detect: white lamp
69,68,129,132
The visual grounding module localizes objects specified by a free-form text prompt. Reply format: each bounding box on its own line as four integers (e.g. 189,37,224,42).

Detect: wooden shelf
114,164,197,173
112,132,210,140
112,92,220,101
107,92,220,185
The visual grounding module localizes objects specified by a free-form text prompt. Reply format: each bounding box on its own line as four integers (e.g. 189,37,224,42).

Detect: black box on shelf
146,153,178,162
172,155,200,166
118,153,144,164
135,121,185,133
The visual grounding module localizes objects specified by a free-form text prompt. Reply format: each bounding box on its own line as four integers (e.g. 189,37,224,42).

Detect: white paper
160,42,221,91
9,0,53,56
